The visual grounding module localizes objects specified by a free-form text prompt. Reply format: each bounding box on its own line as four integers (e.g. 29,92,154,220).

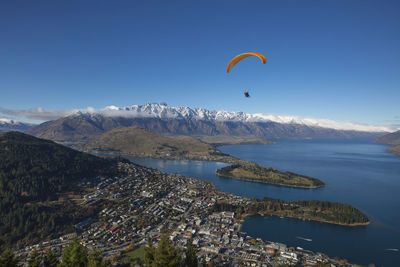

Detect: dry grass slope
82,126,236,162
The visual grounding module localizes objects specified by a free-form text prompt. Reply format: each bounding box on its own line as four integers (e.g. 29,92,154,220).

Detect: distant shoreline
96,150,325,189
93,149,239,164
95,148,325,189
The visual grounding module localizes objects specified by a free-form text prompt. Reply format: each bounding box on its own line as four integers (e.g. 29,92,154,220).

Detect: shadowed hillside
0,132,119,249
375,130,400,145
375,130,400,156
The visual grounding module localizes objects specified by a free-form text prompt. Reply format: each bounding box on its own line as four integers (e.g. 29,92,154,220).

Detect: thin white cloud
0,107,96,121
0,104,398,132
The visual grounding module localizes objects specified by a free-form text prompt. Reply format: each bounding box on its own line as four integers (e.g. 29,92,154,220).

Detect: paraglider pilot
244,91,250,98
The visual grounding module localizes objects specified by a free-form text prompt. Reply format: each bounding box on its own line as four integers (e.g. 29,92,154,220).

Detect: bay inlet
121,139,400,266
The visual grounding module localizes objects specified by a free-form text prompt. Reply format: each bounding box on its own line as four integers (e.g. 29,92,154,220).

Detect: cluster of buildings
16,162,355,266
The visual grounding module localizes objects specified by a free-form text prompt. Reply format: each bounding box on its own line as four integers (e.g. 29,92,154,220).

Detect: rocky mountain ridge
0,118,34,132
26,103,388,145
71,103,392,132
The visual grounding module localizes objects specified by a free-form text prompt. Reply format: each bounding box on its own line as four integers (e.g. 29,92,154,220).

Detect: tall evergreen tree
201,256,207,267
43,250,58,267
154,232,181,267
184,238,197,267
145,232,182,267
87,250,107,267
208,257,215,267
0,249,18,267
58,238,88,267
144,237,155,267
28,248,41,267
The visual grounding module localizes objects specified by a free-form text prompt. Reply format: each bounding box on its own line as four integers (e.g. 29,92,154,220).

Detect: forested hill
0,131,115,201
213,198,370,226
0,132,118,249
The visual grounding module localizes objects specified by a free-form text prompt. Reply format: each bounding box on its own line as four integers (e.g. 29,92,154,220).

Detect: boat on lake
296,236,312,242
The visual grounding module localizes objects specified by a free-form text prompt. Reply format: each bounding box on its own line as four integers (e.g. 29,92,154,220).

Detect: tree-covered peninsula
216,162,325,188
213,197,370,226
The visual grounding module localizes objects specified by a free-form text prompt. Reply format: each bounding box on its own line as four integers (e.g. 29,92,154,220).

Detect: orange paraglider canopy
226,52,267,73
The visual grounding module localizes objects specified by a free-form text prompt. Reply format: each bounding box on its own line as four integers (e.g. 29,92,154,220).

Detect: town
16,162,357,266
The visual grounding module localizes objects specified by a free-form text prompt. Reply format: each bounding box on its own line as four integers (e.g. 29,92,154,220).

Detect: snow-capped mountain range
0,118,34,132
0,118,19,125
26,103,390,144
72,103,391,133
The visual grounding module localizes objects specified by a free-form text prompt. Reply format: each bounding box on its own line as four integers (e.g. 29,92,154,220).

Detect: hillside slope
374,130,400,156
82,126,235,162
0,132,118,248
375,130,400,145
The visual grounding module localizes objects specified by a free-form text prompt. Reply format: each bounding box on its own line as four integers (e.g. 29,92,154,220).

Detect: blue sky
0,0,399,127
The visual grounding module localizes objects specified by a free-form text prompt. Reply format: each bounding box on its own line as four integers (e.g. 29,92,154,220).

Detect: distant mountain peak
0,118,35,132
0,118,19,125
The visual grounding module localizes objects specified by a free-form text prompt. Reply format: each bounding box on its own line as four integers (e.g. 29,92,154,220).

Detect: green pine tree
28,248,41,267
184,238,197,267
154,232,181,267
144,237,155,267
87,250,107,267
0,249,18,267
58,238,88,267
201,256,207,267
208,257,215,267
43,250,58,267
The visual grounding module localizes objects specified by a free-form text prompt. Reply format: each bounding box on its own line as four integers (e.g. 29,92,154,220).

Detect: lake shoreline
97,149,326,189
100,152,369,227
116,140,400,266
216,173,324,189
95,150,239,164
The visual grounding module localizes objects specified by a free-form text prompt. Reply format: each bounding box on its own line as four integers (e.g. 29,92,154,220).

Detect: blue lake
121,139,400,266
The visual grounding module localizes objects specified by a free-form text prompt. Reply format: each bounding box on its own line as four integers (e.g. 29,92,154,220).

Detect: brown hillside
82,126,228,160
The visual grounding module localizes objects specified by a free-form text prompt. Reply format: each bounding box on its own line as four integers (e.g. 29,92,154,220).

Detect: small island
216,162,325,189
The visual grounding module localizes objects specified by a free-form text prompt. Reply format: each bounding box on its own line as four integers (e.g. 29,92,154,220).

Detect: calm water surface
122,139,400,266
